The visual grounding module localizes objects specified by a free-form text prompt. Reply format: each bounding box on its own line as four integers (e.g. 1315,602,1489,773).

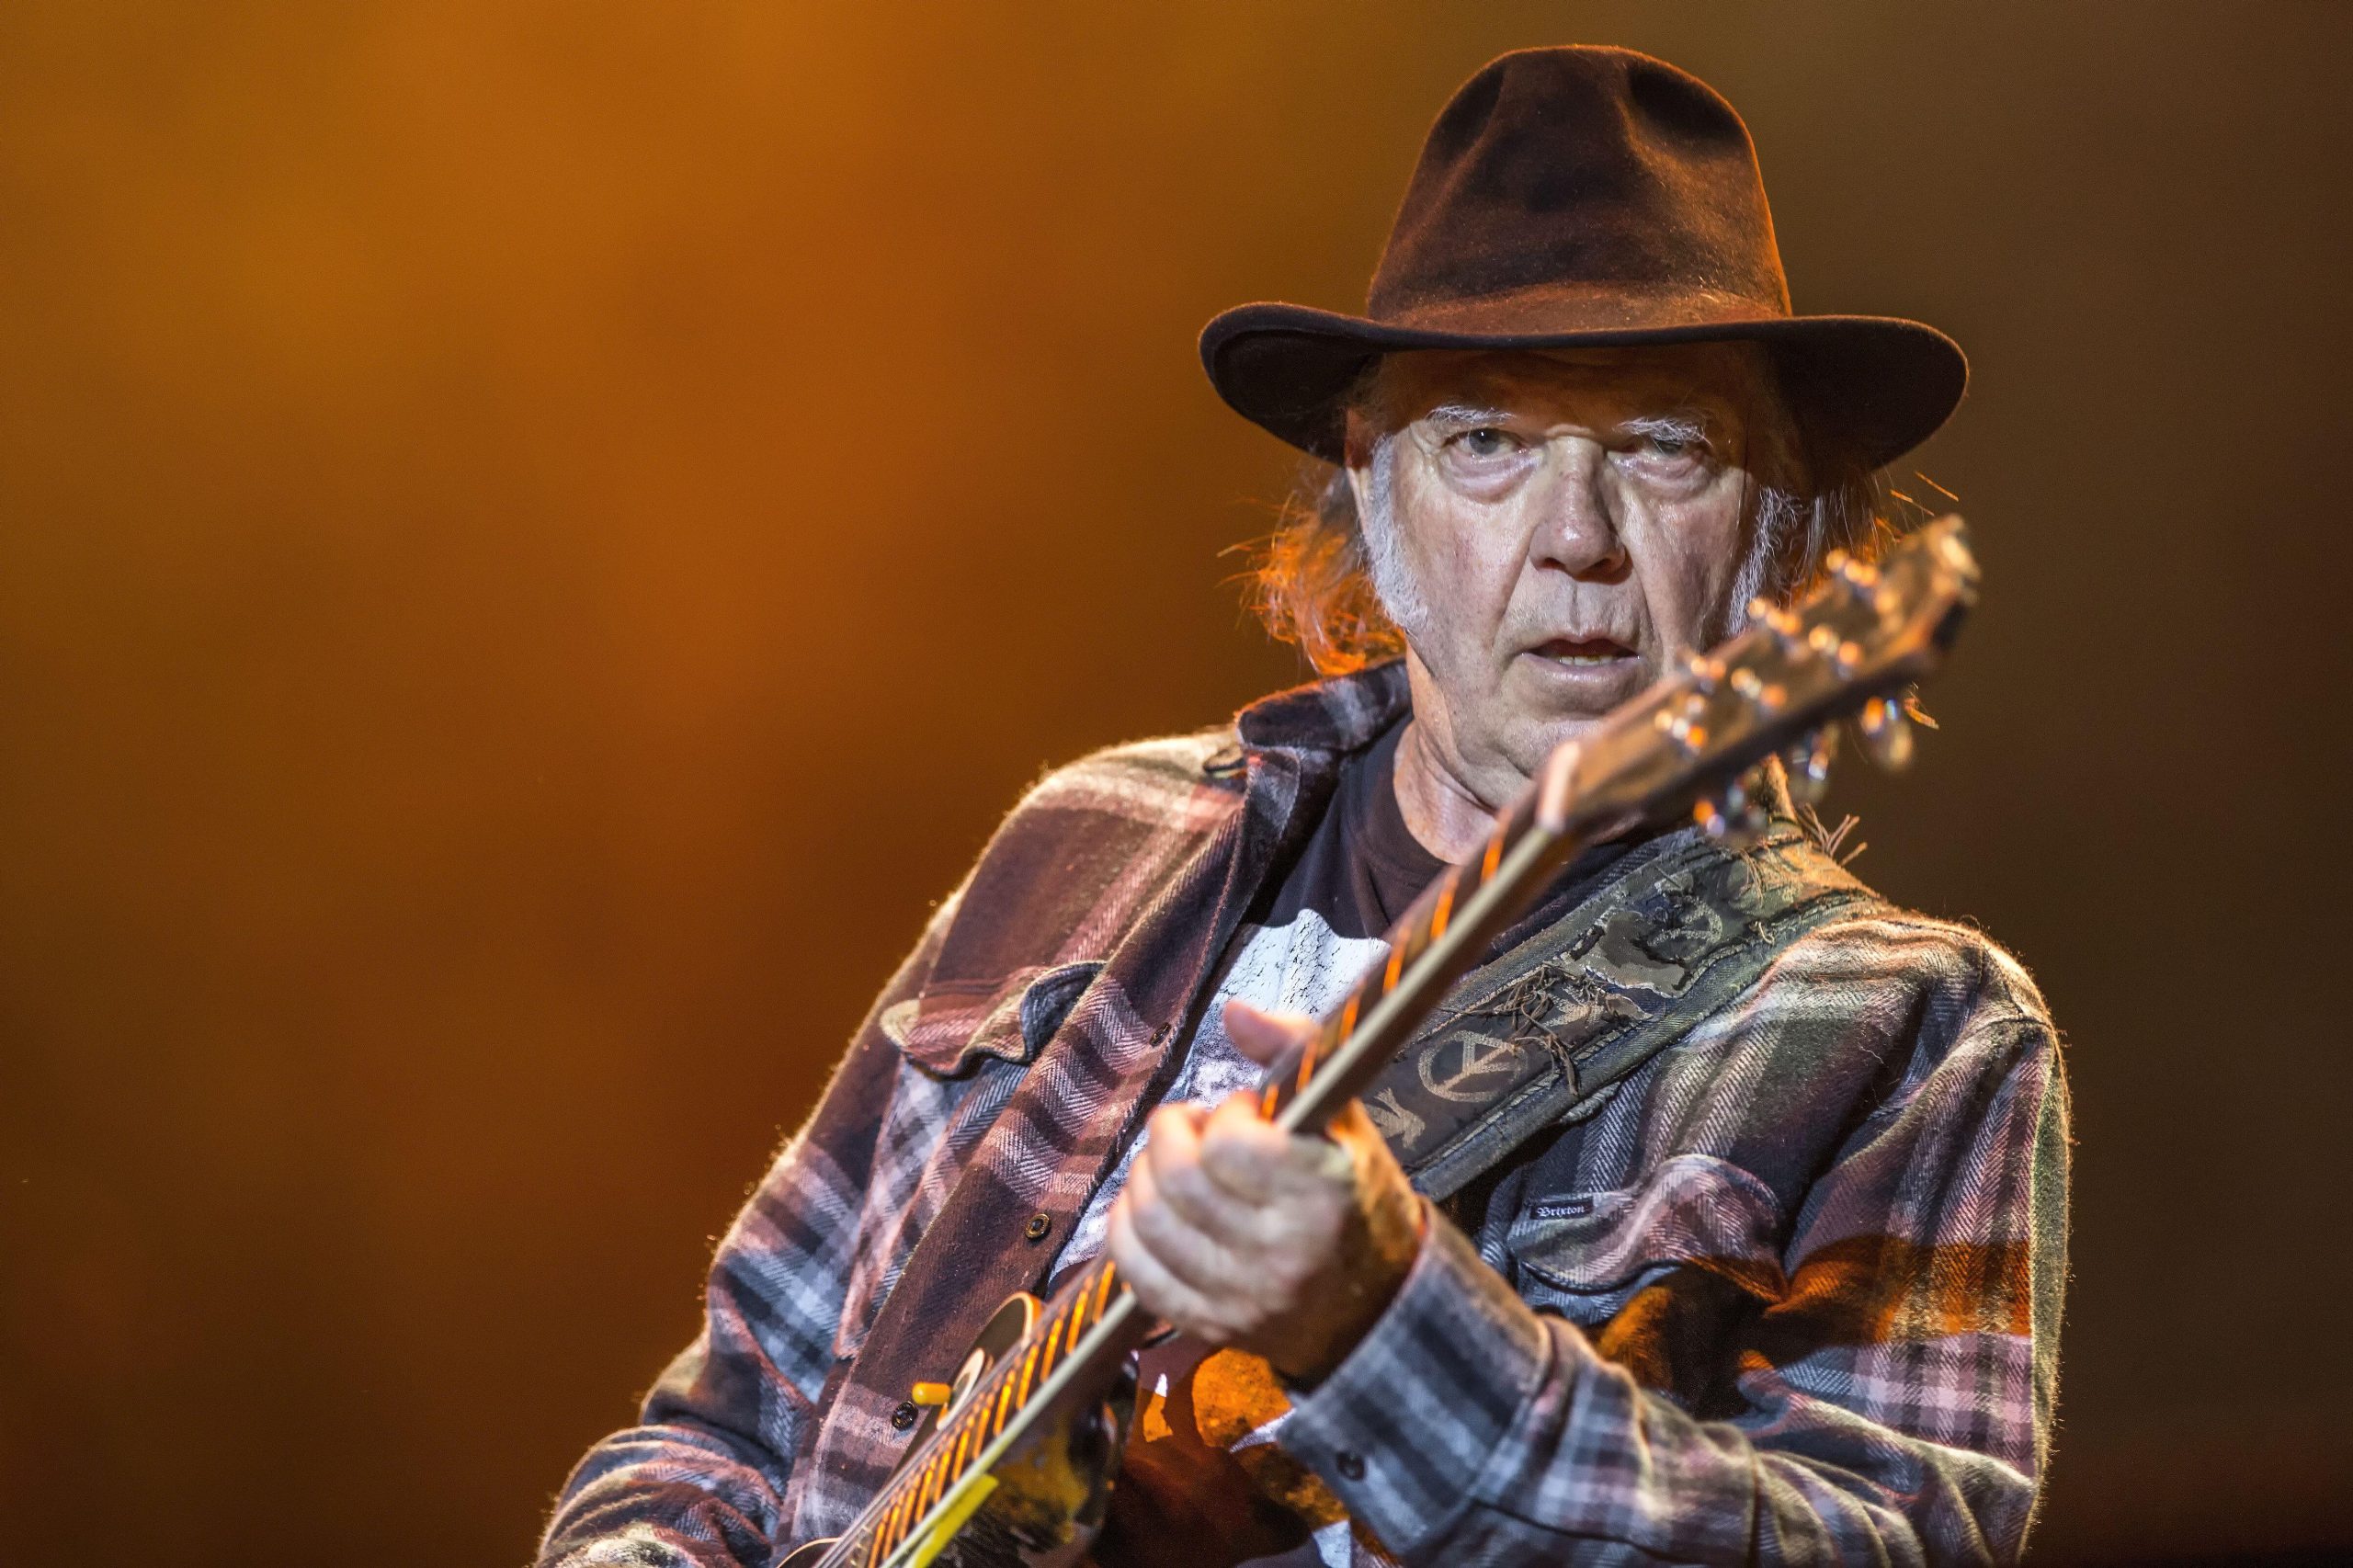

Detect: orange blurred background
3,5,2348,1563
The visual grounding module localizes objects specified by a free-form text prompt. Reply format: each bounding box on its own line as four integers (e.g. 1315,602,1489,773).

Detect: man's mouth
1530,636,1638,667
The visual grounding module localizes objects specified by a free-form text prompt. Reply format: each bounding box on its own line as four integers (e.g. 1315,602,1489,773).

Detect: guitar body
779,1291,1136,1568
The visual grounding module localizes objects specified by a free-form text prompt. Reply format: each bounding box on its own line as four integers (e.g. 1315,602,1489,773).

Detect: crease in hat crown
1200,44,1966,471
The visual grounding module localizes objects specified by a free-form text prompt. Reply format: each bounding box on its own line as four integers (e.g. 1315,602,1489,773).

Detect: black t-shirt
1256,718,1448,943
1256,717,1643,950
1058,716,1637,1269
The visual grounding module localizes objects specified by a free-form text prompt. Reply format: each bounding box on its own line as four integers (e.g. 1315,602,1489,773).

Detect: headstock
1539,515,1979,840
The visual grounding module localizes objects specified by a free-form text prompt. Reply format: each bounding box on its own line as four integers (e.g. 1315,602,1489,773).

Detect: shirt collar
1233,659,1412,757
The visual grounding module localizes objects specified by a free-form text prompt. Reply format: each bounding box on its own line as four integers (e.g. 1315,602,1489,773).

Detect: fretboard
822,776,1587,1568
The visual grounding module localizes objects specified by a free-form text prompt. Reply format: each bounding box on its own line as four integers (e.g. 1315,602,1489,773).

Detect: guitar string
843,830,1511,1566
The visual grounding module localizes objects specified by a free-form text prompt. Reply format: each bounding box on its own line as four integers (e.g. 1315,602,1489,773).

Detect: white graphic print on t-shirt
1054,905,1390,1273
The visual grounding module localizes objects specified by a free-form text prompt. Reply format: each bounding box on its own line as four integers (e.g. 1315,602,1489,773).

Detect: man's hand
1105,999,1426,1386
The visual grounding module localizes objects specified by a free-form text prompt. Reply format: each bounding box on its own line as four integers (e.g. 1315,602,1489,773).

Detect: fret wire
857,1293,1146,1568
1239,812,1551,1153
1276,822,1566,1136
914,1455,942,1515
870,1277,1069,1546
870,1331,1034,1551
859,1267,1130,1562
990,1375,1016,1437
1286,994,1353,1115
1040,1313,1066,1377
865,1408,930,1552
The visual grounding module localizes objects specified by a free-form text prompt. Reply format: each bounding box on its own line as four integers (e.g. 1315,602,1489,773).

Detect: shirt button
1024,1210,1053,1243
1336,1450,1367,1482
891,1402,919,1432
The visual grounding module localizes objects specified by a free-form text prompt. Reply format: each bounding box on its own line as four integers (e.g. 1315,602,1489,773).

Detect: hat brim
1199,302,1966,472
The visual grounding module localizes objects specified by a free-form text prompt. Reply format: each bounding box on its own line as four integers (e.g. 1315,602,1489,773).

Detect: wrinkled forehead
1354,342,1776,436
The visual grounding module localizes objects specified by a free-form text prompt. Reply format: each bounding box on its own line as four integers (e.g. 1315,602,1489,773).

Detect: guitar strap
1098,824,1885,1563
1365,821,1881,1201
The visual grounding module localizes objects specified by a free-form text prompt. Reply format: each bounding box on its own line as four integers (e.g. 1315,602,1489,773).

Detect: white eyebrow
1620,412,1715,446
1416,402,1516,433
1412,405,1722,445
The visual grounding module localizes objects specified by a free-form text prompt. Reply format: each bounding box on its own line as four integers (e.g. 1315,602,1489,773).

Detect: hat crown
1195,46,1966,472
1369,47,1793,327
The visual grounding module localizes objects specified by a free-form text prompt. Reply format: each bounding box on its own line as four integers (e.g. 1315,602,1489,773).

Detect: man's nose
1531,445,1631,582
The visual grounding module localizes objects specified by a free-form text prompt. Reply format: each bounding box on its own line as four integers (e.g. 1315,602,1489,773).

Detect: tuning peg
1857,695,1915,770
1694,780,1769,847
1834,551,1881,589
1752,599,1804,648
1729,666,1787,713
1806,623,1865,674
1787,726,1838,806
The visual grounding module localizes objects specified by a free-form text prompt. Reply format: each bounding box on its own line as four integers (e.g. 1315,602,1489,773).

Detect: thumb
1222,998,1316,1067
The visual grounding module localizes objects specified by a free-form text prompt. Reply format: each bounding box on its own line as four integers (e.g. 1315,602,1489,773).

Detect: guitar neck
831,512,1984,1568
1259,778,1589,1136
829,762,1591,1568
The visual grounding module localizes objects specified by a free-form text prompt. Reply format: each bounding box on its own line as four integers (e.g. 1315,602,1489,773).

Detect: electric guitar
783,515,1982,1568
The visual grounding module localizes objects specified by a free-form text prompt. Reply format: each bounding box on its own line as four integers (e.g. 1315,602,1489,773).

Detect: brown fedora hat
1200,46,1965,471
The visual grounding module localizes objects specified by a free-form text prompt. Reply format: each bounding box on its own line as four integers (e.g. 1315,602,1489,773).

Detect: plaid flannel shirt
540,663,2069,1568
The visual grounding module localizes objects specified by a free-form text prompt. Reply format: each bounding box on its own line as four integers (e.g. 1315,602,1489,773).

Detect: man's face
1346,344,1776,808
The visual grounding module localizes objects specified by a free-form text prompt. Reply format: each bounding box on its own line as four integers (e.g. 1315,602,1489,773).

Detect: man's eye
1452,427,1518,458
1641,432,1699,459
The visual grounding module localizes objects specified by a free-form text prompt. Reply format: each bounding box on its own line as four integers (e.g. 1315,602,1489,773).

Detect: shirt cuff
1276,1201,1557,1557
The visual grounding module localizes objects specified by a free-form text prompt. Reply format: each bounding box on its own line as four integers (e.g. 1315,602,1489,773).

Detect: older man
541,47,2066,1568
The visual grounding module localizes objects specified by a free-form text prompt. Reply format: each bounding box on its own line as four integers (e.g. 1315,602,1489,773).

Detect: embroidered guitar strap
1115,824,1884,1563
1363,823,1881,1201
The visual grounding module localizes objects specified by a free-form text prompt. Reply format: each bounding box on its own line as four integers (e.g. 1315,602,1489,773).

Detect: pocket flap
879,960,1105,1076
1506,1153,1787,1310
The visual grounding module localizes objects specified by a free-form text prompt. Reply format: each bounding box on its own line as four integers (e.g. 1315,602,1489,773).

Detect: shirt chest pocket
1503,1153,1789,1326
880,960,1106,1075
